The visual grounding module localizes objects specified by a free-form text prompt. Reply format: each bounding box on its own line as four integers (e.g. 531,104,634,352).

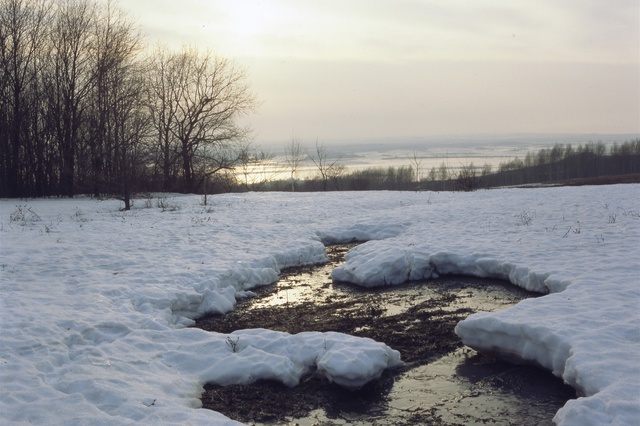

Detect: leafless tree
45,0,95,196
197,141,245,203
427,166,438,182
235,144,281,191
145,46,180,191
455,162,480,191
0,0,51,196
438,161,449,181
146,46,256,193
308,140,343,191
284,136,304,191
327,163,347,190
88,0,147,209
408,150,423,186
437,161,450,190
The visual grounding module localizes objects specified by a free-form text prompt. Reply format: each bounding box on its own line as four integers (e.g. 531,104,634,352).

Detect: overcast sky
118,0,639,144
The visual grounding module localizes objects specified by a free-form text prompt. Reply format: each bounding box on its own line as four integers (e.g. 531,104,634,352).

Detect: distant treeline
485,140,640,188
239,139,640,193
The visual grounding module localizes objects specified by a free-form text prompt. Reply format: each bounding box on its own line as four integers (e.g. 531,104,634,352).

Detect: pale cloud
241,59,639,140
113,0,639,142
125,0,638,63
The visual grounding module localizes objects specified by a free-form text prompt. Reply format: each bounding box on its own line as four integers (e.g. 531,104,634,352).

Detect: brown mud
195,244,575,425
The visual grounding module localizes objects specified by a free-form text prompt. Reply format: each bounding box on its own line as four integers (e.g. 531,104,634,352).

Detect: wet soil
195,244,575,425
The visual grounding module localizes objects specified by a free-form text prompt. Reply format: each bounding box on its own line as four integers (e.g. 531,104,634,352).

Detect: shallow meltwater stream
196,245,575,425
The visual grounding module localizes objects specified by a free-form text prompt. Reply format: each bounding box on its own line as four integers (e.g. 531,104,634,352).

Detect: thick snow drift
1,184,638,425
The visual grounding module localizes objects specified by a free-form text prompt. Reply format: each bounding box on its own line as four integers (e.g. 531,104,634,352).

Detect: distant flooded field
246,134,628,182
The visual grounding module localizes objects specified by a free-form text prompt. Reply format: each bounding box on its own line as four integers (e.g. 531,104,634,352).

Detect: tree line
234,139,640,193
477,140,640,189
1,0,255,207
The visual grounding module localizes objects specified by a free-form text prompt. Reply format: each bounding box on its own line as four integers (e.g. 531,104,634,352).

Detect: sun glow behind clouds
224,2,291,37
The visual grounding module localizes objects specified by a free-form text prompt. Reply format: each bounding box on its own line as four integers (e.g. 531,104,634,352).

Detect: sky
117,0,639,145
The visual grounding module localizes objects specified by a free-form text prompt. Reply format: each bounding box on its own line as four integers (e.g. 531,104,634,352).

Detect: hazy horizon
246,132,639,181
258,131,640,150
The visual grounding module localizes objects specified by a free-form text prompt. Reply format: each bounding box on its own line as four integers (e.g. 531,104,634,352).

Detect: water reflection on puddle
256,258,533,316
386,348,573,426
263,345,573,426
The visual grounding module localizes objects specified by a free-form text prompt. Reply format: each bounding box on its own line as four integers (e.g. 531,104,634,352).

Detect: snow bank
1,186,639,425
329,186,640,425
333,247,552,292
195,329,402,389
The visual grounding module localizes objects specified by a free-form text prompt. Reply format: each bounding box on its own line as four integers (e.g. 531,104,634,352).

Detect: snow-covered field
1,185,638,425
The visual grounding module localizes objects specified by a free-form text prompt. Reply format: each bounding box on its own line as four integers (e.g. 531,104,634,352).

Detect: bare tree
436,161,450,190
438,161,449,181
88,0,147,209
145,46,180,191
45,0,96,196
146,46,256,193
481,163,492,177
0,0,51,197
408,150,423,187
235,144,281,191
455,162,480,191
327,163,347,190
198,142,245,203
308,140,343,191
427,166,438,182
284,136,304,191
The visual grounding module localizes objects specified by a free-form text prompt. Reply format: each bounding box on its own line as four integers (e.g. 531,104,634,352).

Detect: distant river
248,133,635,182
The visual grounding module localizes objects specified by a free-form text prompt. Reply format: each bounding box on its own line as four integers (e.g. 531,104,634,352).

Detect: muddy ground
195,245,574,425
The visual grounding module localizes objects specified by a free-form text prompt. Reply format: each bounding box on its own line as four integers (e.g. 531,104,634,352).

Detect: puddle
196,244,575,425
248,244,531,317
380,348,575,426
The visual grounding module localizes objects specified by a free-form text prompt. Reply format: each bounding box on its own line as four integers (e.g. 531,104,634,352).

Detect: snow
1,184,639,425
